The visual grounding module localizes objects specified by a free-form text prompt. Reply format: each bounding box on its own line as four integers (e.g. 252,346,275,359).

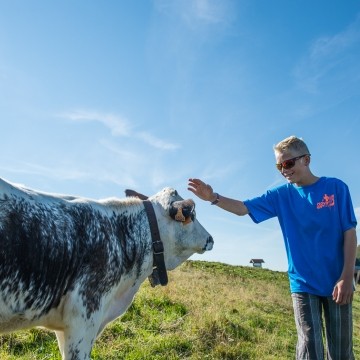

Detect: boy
188,135,357,359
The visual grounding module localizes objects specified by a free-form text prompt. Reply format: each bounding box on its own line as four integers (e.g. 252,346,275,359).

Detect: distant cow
0,178,213,359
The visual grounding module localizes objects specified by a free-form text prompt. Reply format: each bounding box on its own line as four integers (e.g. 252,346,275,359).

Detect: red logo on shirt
317,194,335,209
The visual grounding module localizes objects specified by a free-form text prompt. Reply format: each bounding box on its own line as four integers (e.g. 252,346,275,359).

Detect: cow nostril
203,236,214,251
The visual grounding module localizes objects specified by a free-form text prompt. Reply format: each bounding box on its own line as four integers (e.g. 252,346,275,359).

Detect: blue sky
1,0,359,271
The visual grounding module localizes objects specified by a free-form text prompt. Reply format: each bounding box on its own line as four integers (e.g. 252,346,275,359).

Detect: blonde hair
274,135,310,155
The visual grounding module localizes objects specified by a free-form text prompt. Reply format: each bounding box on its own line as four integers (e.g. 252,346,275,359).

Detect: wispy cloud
59,109,179,151
294,14,360,94
99,139,141,162
0,162,89,181
136,132,179,150
189,0,232,24
154,0,235,26
61,110,131,137
0,160,139,190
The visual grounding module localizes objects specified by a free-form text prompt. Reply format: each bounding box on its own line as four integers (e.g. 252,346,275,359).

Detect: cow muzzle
201,235,214,253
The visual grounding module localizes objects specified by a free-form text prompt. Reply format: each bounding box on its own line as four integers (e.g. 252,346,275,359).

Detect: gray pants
292,293,354,360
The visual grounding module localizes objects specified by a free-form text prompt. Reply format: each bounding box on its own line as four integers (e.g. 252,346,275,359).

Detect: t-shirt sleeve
244,191,277,224
337,181,357,232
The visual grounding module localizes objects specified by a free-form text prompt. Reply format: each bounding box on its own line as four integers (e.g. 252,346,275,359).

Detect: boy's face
275,150,309,185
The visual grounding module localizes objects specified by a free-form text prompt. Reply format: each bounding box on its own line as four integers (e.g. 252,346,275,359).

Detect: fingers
187,179,201,193
332,286,338,301
189,179,212,188
332,284,354,305
337,294,353,305
188,178,205,187
335,297,353,305
188,178,208,192
188,178,214,201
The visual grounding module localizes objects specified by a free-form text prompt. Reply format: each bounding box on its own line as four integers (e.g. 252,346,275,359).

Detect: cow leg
55,313,100,360
59,326,97,360
55,330,65,358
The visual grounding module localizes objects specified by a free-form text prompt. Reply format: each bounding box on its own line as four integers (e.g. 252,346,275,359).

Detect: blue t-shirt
243,177,357,296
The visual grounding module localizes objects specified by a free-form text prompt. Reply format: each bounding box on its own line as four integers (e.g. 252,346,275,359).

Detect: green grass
1,260,359,359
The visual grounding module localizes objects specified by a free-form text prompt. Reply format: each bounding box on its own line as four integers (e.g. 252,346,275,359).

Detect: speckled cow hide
0,178,213,359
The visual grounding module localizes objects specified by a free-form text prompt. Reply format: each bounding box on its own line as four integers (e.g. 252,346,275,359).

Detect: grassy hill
1,260,359,359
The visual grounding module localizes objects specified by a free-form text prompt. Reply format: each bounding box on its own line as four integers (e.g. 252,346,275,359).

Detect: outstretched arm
187,178,249,216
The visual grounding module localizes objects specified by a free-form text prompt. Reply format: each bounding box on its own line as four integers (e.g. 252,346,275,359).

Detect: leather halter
143,200,168,287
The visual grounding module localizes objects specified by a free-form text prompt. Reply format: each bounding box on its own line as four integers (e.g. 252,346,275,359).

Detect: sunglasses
276,154,310,171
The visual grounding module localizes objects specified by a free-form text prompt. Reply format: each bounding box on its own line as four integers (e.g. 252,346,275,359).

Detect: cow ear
169,199,195,223
125,189,148,200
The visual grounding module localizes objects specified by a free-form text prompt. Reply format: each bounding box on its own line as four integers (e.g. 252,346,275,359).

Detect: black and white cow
0,178,213,359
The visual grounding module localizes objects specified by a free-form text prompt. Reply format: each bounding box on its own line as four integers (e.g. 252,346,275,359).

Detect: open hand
188,178,215,202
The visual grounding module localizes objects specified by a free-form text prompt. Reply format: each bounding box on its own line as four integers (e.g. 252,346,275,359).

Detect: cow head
125,187,213,271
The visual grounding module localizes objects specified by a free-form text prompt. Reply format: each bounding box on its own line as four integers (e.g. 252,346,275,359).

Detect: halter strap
143,200,168,287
